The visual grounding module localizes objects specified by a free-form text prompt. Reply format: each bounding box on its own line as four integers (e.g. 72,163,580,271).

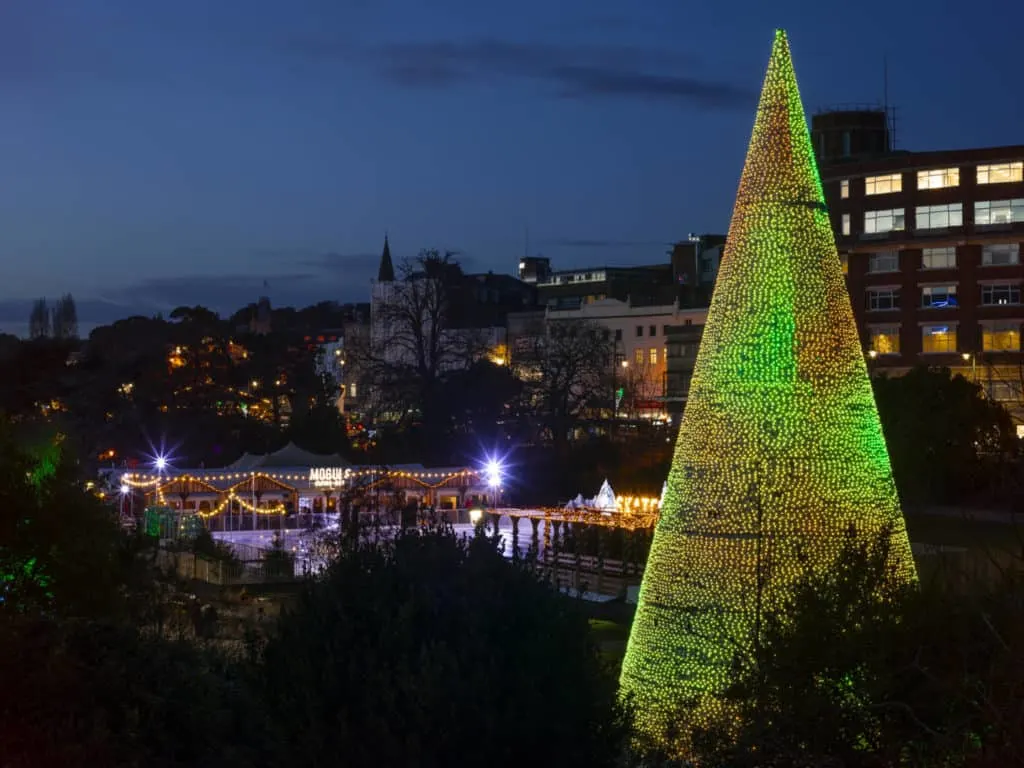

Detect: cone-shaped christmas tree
619,29,916,744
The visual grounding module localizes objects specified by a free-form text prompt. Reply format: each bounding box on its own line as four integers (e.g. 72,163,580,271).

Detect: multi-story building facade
516,234,725,311
816,108,1024,424
509,297,707,418
664,323,705,421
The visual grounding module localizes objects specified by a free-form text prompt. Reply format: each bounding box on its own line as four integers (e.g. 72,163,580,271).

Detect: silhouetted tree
28,298,49,339
514,319,611,451
51,293,78,340
359,250,490,441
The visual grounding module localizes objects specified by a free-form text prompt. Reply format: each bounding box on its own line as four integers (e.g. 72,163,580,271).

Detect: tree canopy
258,526,631,767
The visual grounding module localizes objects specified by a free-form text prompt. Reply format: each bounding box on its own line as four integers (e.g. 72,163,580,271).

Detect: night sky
2,0,1022,335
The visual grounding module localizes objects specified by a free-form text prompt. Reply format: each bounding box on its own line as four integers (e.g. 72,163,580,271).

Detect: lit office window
840,179,849,198
975,199,1024,226
977,161,1023,185
915,203,963,229
865,173,902,195
864,209,905,234
982,321,1021,352
917,167,960,190
841,213,851,236
921,324,957,353
920,285,958,308
922,247,956,269
649,348,658,365
869,325,900,354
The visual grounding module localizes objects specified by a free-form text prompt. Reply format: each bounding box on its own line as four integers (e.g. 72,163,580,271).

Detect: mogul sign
308,467,351,488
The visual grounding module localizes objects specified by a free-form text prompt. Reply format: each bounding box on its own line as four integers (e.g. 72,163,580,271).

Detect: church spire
377,233,395,282
619,29,916,751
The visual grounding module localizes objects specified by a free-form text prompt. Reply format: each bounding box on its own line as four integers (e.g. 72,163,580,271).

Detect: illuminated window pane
977,161,1023,185
841,213,851,236
922,247,956,269
869,325,900,354
864,209,905,234
915,203,963,229
650,348,658,364
839,253,849,274
975,199,1024,226
920,285,957,308
982,321,1021,352
840,179,849,198
634,348,643,364
916,167,960,190
865,173,902,195
921,324,958,353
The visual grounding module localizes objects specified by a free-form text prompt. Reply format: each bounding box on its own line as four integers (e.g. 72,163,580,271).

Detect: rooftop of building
820,144,1024,178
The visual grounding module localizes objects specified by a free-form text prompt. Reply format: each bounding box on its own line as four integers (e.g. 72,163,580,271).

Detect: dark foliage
690,526,1024,768
0,618,266,768
257,526,631,767
873,367,1018,505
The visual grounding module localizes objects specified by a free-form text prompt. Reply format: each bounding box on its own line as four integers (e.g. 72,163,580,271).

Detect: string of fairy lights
120,468,490,520
121,468,481,486
619,29,917,753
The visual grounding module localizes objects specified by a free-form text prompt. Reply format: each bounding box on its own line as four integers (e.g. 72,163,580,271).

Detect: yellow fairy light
619,29,917,750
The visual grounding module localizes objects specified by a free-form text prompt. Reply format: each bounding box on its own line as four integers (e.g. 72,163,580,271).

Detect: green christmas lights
619,29,916,747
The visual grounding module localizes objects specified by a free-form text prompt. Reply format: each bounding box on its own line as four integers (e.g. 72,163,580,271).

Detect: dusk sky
2,0,1022,335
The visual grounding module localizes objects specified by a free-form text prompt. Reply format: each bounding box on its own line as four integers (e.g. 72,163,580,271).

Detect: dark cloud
287,37,752,108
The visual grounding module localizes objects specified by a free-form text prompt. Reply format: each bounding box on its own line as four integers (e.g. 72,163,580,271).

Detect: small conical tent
619,29,916,747
592,480,617,512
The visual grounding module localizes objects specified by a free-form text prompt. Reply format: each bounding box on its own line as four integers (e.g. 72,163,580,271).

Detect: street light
962,352,976,382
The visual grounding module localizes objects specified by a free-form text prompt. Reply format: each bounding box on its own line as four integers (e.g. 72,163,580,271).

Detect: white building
516,297,707,416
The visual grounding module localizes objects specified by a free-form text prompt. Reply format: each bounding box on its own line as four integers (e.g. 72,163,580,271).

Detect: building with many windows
508,297,707,418
815,109,1024,423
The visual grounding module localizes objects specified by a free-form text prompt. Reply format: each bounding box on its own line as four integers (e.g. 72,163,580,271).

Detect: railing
156,549,298,586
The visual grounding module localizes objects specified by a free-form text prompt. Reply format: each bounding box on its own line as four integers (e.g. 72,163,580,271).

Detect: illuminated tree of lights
619,29,916,746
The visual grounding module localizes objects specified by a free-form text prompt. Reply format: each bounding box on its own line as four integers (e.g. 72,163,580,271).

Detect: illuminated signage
308,467,351,488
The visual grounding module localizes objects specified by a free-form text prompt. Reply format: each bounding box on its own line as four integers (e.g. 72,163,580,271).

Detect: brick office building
815,108,1024,425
